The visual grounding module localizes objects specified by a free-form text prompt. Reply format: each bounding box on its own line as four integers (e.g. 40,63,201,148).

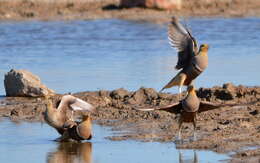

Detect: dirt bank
0,83,259,162
0,0,260,22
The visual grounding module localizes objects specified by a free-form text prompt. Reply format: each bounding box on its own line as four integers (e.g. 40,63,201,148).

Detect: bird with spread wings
136,85,251,140
44,95,96,136
161,17,209,96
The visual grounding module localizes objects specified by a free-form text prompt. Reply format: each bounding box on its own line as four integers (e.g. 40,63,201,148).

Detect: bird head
199,44,209,52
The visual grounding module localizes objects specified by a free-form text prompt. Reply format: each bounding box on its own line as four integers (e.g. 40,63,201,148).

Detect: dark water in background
0,18,259,94
0,119,229,163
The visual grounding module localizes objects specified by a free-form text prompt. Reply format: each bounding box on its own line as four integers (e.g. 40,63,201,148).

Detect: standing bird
136,85,239,140
44,95,96,135
160,17,209,95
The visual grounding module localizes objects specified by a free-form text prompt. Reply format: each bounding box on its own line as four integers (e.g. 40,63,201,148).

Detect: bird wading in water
44,95,96,136
59,113,93,142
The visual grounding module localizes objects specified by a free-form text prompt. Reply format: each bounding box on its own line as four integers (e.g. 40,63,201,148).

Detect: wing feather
70,98,96,112
58,95,96,112
198,101,222,113
199,99,260,113
135,102,182,114
168,17,196,70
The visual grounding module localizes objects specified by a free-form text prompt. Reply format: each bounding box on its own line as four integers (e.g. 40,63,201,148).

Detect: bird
160,16,209,96
136,85,243,141
44,94,96,136
58,113,93,142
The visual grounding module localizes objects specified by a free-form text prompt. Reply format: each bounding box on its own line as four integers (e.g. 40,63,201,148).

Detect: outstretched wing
135,102,182,114
199,99,260,113
198,101,222,113
58,95,96,112
70,97,96,112
168,17,198,70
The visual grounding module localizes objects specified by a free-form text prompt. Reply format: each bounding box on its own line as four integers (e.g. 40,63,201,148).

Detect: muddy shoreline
0,83,259,162
0,0,260,22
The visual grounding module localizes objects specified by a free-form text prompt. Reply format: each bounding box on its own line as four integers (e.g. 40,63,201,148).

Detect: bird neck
46,99,55,114
199,49,208,56
188,89,196,96
81,117,91,127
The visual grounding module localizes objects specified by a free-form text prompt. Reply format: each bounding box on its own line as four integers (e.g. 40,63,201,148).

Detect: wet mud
0,83,259,162
0,0,259,22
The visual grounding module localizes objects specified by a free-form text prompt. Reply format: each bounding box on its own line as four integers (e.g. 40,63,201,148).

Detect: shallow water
0,119,229,163
0,18,259,95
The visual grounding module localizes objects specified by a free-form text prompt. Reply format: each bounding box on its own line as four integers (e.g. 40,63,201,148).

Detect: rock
223,83,236,92
143,88,158,100
4,69,54,97
158,93,174,100
110,88,129,99
120,0,182,10
128,88,146,104
214,89,234,100
99,90,110,98
197,88,213,101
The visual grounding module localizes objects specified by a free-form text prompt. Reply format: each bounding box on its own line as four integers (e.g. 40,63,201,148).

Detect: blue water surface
0,119,229,163
0,18,259,95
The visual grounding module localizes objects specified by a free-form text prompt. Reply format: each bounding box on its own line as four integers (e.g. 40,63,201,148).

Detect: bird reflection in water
179,150,198,163
47,142,92,163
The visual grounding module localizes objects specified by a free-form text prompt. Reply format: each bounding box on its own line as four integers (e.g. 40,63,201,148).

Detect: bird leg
192,120,197,141
178,86,182,101
176,117,183,141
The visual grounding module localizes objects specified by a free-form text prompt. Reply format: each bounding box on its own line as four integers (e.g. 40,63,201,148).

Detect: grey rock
4,69,54,97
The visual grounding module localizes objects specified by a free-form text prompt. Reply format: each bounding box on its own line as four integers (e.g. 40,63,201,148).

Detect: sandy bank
0,0,260,22
0,84,259,162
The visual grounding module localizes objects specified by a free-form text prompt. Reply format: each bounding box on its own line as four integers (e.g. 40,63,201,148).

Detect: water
0,18,259,162
0,18,259,95
0,119,229,163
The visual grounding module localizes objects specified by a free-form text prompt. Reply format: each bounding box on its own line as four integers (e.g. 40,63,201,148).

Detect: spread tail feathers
160,73,186,92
